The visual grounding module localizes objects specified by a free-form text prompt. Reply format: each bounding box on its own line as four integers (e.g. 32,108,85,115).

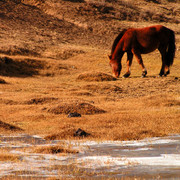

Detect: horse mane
110,29,128,57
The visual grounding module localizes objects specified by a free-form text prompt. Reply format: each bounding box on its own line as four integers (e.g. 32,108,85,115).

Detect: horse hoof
164,70,170,77
159,71,165,77
141,71,147,78
123,73,130,78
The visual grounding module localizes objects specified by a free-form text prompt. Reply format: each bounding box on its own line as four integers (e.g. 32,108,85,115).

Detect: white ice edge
77,154,180,168
69,138,179,148
122,147,153,152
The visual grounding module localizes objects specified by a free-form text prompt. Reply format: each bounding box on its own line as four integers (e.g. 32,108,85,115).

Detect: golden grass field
0,0,180,142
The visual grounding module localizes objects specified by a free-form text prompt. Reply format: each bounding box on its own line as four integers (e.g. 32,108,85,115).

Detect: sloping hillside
0,0,179,57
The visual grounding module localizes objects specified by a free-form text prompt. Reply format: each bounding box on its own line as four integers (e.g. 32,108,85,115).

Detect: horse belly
140,43,159,54
138,39,159,54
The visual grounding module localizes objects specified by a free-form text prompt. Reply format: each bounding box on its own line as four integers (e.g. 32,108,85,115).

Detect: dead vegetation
45,128,79,140
0,0,179,141
0,56,75,77
83,84,123,94
0,120,22,132
56,49,85,60
1,0,180,58
0,153,20,162
25,97,58,105
144,95,180,107
77,72,116,81
45,127,91,140
48,102,106,115
0,56,44,77
33,145,79,154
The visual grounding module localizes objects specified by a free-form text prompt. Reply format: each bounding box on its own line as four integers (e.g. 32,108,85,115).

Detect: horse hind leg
158,46,168,77
159,63,170,77
164,66,170,76
123,52,133,78
159,64,165,77
159,64,170,77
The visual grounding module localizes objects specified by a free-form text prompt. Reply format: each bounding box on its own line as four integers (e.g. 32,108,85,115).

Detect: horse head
108,55,122,78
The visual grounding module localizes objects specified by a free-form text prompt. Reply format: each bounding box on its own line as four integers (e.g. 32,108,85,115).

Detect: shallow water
0,134,180,179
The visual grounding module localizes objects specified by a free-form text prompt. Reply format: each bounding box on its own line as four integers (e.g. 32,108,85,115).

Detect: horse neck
112,44,124,62
111,29,127,55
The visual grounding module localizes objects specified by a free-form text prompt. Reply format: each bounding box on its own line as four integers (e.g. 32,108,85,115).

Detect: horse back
128,25,171,53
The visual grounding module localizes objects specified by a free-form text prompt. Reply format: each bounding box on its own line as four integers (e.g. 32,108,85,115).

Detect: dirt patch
48,102,106,115
25,97,58,105
0,120,22,131
77,72,116,82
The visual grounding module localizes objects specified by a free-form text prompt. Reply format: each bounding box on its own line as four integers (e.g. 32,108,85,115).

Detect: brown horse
109,25,176,78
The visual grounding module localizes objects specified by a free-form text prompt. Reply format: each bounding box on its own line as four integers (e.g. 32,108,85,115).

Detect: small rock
74,128,90,137
174,77,178,80
67,112,81,118
0,78,7,84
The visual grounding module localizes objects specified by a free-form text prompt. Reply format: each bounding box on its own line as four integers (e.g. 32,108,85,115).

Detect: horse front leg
133,51,147,78
123,52,133,78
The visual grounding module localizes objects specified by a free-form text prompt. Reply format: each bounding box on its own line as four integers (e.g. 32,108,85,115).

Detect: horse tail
111,29,127,57
166,30,176,67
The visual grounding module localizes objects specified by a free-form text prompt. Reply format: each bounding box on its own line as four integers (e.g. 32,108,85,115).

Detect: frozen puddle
0,134,180,179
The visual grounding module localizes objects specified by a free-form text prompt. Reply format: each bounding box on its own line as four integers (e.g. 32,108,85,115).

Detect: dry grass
0,0,180,141
0,49,179,140
33,145,79,155
77,72,116,82
48,102,106,115
0,120,22,132
0,152,20,162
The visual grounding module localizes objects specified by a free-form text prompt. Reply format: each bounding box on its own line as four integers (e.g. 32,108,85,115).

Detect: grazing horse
109,25,176,78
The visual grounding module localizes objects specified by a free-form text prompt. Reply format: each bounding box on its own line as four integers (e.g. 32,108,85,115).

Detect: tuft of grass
34,145,79,155
0,153,20,162
48,102,106,115
77,72,116,82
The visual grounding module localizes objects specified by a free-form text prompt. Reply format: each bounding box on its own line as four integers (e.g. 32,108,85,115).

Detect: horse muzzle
112,73,119,78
